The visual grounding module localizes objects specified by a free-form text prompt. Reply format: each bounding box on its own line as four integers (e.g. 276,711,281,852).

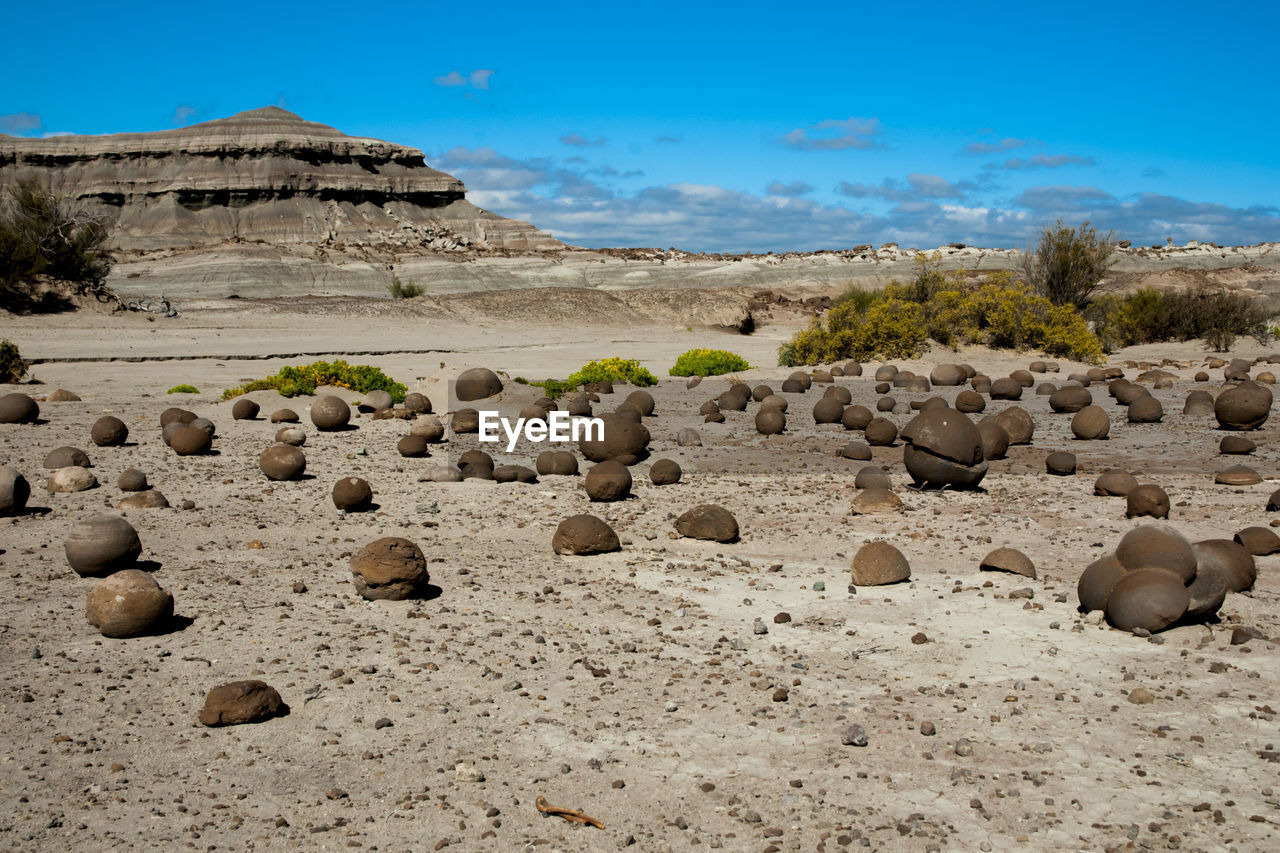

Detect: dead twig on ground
535,795,604,829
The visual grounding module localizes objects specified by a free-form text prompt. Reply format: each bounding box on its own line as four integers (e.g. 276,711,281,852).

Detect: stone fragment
86,569,173,637
199,681,287,726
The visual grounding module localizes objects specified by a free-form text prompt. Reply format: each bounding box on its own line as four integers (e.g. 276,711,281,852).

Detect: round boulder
1077,554,1125,612
0,393,39,424
552,514,621,555
270,408,300,423
930,363,967,386
458,449,494,479
955,390,985,414
625,390,655,416
842,405,872,430
1094,470,1137,497
259,444,306,481
977,421,1009,460
1105,570,1190,633
90,416,128,447
1127,396,1164,423
410,415,446,442
864,417,898,447
1234,526,1280,556
649,458,682,485
676,428,702,447
1049,386,1092,413
47,467,97,493
756,408,786,435
989,378,1022,400
332,477,373,512
850,487,903,515
1183,390,1215,417
350,537,429,600
403,392,431,414
118,468,148,492
900,409,987,489
839,441,872,461
43,446,90,469
854,465,892,491
851,542,910,586
169,425,211,456
199,681,287,727
536,450,579,476
1071,405,1110,440
0,466,31,517
1215,465,1262,486
231,398,260,420
979,547,1036,578
1126,484,1170,519
65,513,142,577
585,460,632,502
1045,451,1076,476
275,426,306,446
1192,539,1257,593
1219,435,1255,455
1215,380,1271,430
994,407,1034,445
86,569,173,638
397,435,429,458
579,415,650,465
1116,524,1196,582
363,390,394,411
675,504,739,542
493,465,538,484
310,396,351,431
455,367,503,402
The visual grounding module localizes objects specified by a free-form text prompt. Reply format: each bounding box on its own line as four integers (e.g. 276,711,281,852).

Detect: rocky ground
1,303,1278,852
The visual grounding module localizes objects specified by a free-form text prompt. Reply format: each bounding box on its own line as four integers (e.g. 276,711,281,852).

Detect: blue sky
3,0,1277,252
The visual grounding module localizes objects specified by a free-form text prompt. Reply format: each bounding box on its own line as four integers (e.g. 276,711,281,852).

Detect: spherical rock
1234,525,1280,556
274,426,306,446
979,547,1037,578
1094,470,1138,497
955,390,985,414
977,421,1009,460
1215,465,1262,485
64,513,141,577
585,460,632,502
1045,451,1076,476
48,388,81,401
332,477,373,512
1113,381,1150,406
1116,524,1196,582
1078,554,1126,612
1183,390,1215,416
755,408,786,435
457,449,494,479
824,385,853,405
403,392,431,414
160,407,195,428
875,396,896,412
310,395,351,431
397,434,429,458
839,441,872,461
850,487,903,515
451,408,480,433
423,465,463,482
115,468,147,492
625,390,655,416
1192,539,1257,593
552,514,621,555
116,489,169,509
994,407,1034,445
717,390,748,411
362,389,394,411
43,446,90,469
1071,405,1110,440
169,425,211,456
989,378,1022,400
675,504,739,542
811,397,842,425
536,450,579,476
86,569,173,638
788,371,813,390
1219,435,1256,455
930,363,967,386
864,417,897,446
1215,380,1272,430
854,465,892,490
649,458,682,485
1105,569,1190,633
813,370,833,384
851,542,910,586
579,415,650,465
409,415,445,442
90,415,128,446
1184,565,1229,621
455,367,503,402
231,398,260,420
0,466,31,516
874,365,898,382
350,537,429,600
1127,396,1164,423
842,405,871,430
1029,361,1048,373
677,428,702,447
47,466,97,493
199,681,287,727
844,361,863,376
0,393,39,424
269,408,300,423
1126,484,1170,519
1049,386,1092,413
901,409,987,489
259,444,306,481
613,403,642,423
780,378,805,393
494,465,538,484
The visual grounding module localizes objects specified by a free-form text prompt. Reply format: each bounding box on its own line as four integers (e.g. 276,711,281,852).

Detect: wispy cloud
964,137,1036,155
837,173,976,202
779,117,882,151
173,105,199,125
434,69,496,91
766,180,814,197
0,111,42,135
994,153,1095,170
655,135,680,144
560,133,607,147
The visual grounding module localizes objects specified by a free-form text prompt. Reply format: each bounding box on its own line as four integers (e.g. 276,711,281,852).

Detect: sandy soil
1,300,1278,852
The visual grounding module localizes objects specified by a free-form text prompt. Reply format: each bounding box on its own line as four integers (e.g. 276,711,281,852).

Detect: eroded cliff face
0,106,561,253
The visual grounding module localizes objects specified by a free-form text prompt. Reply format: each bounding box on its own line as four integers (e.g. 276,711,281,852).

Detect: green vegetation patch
222,360,407,402
166,384,200,394
669,348,752,377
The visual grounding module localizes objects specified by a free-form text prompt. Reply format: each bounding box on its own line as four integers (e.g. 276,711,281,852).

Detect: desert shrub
388,276,423,299
670,348,751,376
1085,285,1271,352
166,384,199,394
565,357,657,388
1022,220,1116,309
0,339,26,383
1,180,113,308
834,283,881,312
778,266,1104,365
222,360,407,402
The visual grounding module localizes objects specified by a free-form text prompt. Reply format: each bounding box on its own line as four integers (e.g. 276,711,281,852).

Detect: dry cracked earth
1,339,1279,853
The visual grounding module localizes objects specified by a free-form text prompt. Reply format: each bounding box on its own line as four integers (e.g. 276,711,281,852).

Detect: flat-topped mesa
0,106,560,252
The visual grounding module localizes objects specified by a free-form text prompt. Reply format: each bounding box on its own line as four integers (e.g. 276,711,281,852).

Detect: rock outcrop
0,106,560,255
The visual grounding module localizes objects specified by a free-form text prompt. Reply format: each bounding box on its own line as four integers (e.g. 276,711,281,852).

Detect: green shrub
1021,220,1116,309
0,339,26,383
834,283,881,312
167,384,199,394
1,180,113,308
564,357,657,388
669,348,752,377
388,276,423,299
222,360,406,401
1085,285,1271,352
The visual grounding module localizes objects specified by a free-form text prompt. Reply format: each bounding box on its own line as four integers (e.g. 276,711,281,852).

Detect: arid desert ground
1,294,1278,853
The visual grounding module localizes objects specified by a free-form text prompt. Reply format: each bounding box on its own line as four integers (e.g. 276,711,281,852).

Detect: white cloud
996,153,1095,170
560,133,607,147
434,69,495,91
779,117,882,151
